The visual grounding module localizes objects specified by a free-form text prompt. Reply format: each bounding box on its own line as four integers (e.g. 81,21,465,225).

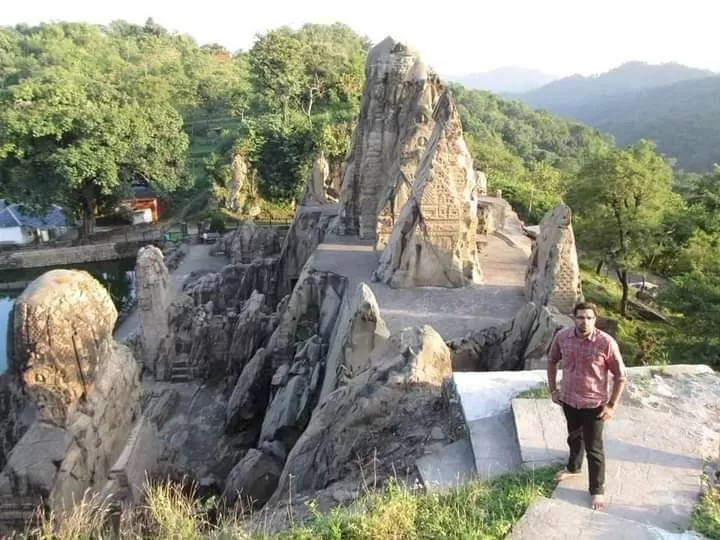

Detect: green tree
566,140,675,316
248,29,305,122
0,22,189,238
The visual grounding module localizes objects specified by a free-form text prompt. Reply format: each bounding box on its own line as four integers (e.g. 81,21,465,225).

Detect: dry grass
16,466,560,540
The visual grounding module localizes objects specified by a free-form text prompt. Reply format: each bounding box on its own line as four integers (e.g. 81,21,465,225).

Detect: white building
0,201,71,246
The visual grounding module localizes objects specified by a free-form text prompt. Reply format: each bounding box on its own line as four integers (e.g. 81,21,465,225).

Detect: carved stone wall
525,203,583,314
372,90,482,288
336,36,442,243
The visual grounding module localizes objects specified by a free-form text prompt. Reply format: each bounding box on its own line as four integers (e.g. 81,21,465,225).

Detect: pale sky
2,0,719,78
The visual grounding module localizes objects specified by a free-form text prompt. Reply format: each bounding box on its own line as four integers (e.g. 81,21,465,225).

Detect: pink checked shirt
548,327,627,409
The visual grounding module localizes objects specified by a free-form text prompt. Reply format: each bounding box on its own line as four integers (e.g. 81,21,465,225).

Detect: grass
516,384,551,399
691,474,720,540
21,467,560,540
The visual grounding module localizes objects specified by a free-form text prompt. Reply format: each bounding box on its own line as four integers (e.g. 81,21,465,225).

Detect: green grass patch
26,467,560,539
516,384,551,399
691,476,720,539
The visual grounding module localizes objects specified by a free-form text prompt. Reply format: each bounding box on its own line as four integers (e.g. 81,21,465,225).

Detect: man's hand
550,389,562,406
598,404,615,421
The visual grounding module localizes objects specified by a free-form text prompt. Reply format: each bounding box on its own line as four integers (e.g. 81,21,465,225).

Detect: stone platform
446,366,718,539
506,497,705,540
312,232,529,340
512,399,708,532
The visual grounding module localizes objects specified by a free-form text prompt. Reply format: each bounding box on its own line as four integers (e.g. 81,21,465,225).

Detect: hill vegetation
0,19,718,363
512,62,720,171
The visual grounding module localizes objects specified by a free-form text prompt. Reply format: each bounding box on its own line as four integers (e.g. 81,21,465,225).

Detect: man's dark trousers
561,402,606,495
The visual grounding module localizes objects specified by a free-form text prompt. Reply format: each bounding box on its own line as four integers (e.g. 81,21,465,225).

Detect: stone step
511,398,709,532
416,438,477,492
506,497,704,540
453,370,549,481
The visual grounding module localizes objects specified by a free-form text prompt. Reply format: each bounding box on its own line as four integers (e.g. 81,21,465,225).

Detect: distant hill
448,66,557,94
515,61,715,109
510,62,720,171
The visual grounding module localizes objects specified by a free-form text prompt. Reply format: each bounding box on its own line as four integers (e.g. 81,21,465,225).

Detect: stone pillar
136,246,171,374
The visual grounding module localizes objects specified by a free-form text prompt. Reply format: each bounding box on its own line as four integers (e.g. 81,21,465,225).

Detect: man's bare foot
554,469,582,482
591,494,605,510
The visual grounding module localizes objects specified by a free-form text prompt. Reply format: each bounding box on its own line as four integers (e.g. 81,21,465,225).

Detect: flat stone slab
467,411,523,479
453,370,549,423
512,398,567,466
415,438,476,492
506,497,705,540
511,399,708,532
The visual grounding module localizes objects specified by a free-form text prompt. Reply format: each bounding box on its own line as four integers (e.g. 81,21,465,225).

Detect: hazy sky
3,0,718,78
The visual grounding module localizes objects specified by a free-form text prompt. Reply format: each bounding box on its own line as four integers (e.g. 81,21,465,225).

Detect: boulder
136,245,171,374
269,325,452,501
11,269,117,426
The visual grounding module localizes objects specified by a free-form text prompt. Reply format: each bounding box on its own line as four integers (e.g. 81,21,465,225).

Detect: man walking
546,301,627,510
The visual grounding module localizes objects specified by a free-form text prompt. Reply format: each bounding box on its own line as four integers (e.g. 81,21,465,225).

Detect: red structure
122,183,171,222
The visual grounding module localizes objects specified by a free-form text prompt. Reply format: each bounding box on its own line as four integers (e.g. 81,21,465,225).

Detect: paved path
512,399,708,533
449,367,718,539
113,244,227,342
312,231,530,340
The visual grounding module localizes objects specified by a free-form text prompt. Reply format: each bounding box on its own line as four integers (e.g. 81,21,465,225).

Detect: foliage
0,22,190,237
566,140,675,315
450,83,611,223
25,467,560,539
692,476,720,540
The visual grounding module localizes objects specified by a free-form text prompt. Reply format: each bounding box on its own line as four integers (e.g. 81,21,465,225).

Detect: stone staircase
0,495,42,536
416,366,716,539
170,353,193,383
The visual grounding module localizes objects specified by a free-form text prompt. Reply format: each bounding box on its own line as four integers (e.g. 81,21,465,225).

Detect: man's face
574,309,596,336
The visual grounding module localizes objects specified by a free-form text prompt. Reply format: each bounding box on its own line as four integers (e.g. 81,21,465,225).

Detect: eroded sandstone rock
373,90,482,288
270,325,452,501
136,246,171,374
336,36,442,242
320,282,390,399
448,302,573,371
302,153,337,205
525,203,583,314
0,270,141,530
11,269,117,426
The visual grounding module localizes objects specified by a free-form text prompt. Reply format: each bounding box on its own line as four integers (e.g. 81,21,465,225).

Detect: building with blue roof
0,201,73,246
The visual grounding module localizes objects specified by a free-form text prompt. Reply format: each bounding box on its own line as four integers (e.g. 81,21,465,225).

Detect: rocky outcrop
336,36,442,243
226,221,285,265
270,324,452,501
302,153,337,205
320,283,389,400
136,246,171,374
0,270,140,531
274,207,337,307
448,302,573,371
525,204,583,314
11,269,118,426
373,90,482,288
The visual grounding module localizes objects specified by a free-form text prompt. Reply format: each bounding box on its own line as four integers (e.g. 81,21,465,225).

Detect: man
546,301,627,510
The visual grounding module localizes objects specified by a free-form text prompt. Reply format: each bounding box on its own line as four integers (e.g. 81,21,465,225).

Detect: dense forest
512,62,720,171
0,19,718,366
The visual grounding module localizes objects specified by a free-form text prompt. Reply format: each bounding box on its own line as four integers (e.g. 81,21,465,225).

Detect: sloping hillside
516,61,714,109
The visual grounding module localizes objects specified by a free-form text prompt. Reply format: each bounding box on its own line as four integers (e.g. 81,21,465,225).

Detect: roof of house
0,203,68,229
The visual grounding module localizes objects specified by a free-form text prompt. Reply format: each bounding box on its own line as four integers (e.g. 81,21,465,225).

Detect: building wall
0,227,30,246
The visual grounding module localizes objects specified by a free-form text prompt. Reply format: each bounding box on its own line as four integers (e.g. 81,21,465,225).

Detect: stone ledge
506,497,704,540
